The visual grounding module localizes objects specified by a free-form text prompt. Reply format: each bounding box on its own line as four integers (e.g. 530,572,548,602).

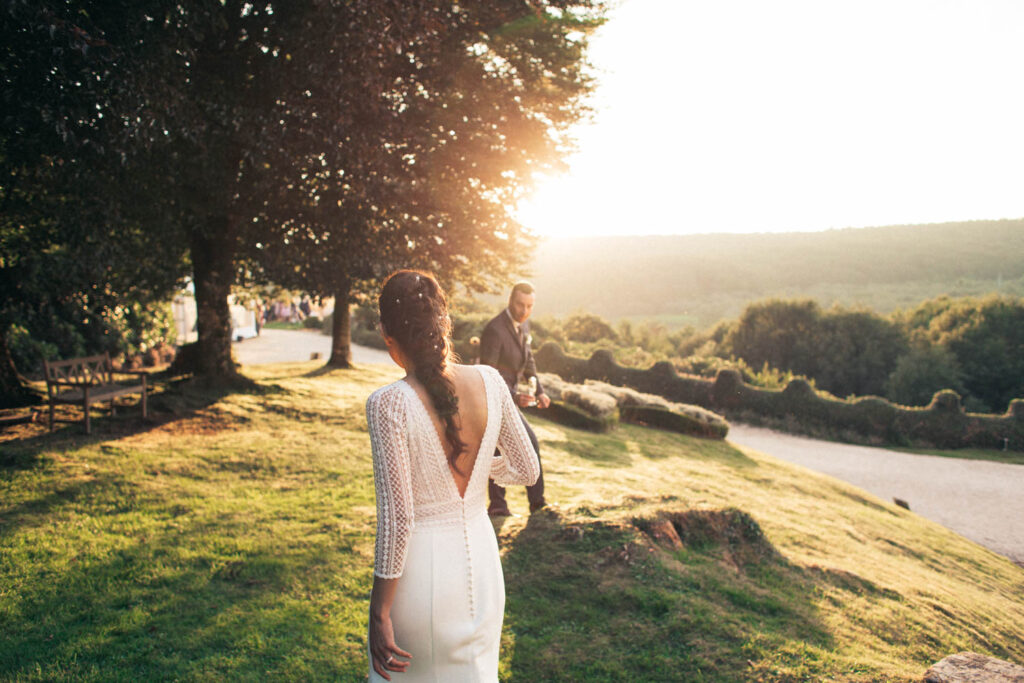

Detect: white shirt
505,308,521,335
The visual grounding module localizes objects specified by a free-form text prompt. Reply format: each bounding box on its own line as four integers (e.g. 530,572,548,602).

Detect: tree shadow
302,363,349,378
498,507,888,681
555,435,633,467
0,513,364,680
538,417,758,471
0,374,285,473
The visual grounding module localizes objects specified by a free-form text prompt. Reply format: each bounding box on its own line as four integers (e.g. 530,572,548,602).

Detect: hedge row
534,342,1024,451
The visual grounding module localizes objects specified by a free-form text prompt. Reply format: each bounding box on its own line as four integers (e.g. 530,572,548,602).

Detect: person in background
479,281,550,515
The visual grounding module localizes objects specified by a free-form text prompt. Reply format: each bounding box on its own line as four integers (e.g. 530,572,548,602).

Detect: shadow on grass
302,363,349,379
499,507,880,682
541,417,758,471
0,374,287,472
0,467,144,537
0,513,366,681
556,435,632,466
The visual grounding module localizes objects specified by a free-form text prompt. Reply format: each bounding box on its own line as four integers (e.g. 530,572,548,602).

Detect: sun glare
517,0,1024,239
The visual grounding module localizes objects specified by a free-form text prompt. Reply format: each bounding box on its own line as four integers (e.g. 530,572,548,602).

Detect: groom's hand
536,393,551,409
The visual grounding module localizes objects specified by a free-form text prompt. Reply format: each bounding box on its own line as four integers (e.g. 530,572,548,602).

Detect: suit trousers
488,411,545,512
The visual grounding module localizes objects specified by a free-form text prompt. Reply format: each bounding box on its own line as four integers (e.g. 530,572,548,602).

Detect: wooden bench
43,353,149,434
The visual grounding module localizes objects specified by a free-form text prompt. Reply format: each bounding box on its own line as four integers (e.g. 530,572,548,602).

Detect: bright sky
516,0,1024,238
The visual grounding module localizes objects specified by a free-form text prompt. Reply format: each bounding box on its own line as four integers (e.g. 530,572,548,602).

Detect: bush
885,346,965,407
6,299,175,377
450,312,492,343
349,322,387,350
582,378,729,439
7,324,61,377
620,405,729,439
531,373,619,432
563,313,618,344
898,295,1024,412
526,401,618,433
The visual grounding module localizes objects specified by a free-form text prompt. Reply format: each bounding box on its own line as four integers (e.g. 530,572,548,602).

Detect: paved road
233,328,392,366
728,424,1024,566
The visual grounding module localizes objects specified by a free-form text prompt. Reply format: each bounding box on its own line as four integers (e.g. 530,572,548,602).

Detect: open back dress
366,364,540,682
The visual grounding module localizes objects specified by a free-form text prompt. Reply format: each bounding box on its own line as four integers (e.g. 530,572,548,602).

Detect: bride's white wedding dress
366,364,540,682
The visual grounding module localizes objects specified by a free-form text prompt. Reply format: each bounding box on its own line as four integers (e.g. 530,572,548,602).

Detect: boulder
923,652,1024,683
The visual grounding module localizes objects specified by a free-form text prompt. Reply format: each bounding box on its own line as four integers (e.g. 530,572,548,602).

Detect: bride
365,269,540,681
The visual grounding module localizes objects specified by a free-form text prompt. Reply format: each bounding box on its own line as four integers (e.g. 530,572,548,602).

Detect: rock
644,518,682,549
923,652,1024,682
894,497,910,510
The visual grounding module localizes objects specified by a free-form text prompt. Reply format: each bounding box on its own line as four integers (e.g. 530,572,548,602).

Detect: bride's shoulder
472,363,502,383
366,380,407,411
452,362,499,382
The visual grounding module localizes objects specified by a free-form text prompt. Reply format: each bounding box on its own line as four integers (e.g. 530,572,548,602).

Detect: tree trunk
0,326,39,408
328,279,353,368
190,219,240,379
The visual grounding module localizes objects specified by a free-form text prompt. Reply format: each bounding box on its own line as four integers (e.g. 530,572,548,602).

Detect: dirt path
728,424,1024,566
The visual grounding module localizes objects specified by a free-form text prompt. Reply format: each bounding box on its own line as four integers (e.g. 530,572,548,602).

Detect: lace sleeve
366,386,415,579
488,368,541,486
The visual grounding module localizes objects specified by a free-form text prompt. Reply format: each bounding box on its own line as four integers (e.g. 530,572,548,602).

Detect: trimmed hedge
620,405,729,440
524,401,618,433
535,342,1024,451
530,372,620,432
575,377,729,440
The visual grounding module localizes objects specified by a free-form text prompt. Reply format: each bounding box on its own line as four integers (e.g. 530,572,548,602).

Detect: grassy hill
2,362,1022,681
513,219,1024,328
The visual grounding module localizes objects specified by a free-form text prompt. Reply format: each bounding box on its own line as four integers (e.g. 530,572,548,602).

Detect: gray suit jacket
478,310,544,398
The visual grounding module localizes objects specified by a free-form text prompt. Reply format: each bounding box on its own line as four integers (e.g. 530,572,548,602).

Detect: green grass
1,362,1022,682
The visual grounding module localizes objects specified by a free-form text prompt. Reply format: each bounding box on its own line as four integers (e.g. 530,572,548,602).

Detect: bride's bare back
403,364,488,497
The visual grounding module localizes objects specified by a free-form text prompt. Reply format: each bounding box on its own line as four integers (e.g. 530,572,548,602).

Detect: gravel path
728,424,1024,566
233,328,392,366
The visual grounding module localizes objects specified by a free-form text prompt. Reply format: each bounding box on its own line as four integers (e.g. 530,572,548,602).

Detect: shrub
561,385,618,419
527,401,618,433
886,346,965,407
582,378,729,439
450,312,492,343
538,343,1024,450
620,405,729,439
7,324,61,377
563,313,618,344
532,373,619,432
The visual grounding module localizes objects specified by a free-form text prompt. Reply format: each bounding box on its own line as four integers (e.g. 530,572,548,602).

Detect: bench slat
53,384,147,404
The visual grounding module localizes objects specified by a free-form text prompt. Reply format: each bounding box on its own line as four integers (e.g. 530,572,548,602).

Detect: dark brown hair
379,270,466,468
509,281,535,301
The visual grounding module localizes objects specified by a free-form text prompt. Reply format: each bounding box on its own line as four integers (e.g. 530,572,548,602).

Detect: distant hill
512,219,1024,328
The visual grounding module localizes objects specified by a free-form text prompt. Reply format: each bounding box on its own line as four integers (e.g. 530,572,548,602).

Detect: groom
480,281,550,515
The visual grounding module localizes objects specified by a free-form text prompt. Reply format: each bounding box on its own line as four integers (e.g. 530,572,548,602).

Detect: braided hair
378,270,466,469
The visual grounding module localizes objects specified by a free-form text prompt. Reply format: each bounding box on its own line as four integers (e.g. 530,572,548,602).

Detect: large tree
249,2,604,367
1,4,188,405
4,1,606,386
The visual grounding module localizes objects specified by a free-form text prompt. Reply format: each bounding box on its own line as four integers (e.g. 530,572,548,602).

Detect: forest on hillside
515,219,1024,327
